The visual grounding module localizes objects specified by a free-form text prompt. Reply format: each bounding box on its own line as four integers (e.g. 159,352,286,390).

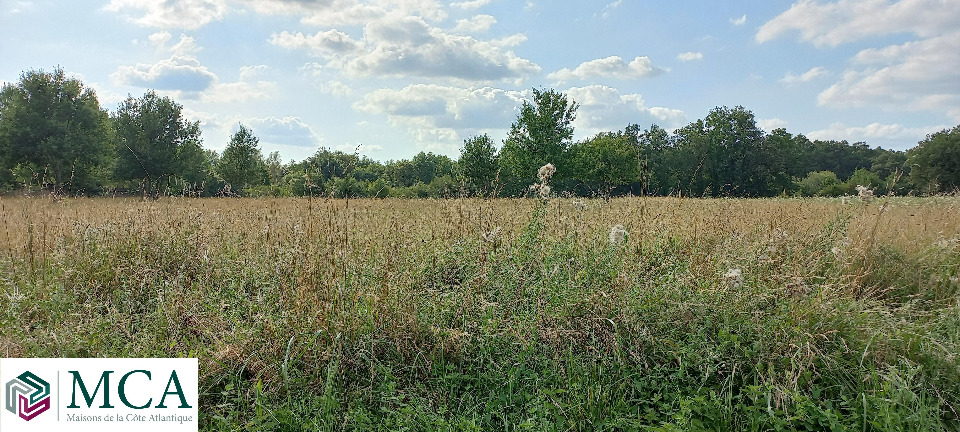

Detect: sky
2,0,959,163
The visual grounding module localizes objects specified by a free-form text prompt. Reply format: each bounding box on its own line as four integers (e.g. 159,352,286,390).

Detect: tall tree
569,132,640,196
113,91,208,195
907,126,960,194
673,106,770,197
499,88,578,190
218,124,266,192
458,134,499,196
0,68,111,191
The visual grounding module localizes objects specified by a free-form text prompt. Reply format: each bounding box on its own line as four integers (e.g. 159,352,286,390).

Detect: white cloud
148,31,201,55
677,51,703,62
730,14,746,26
270,29,364,57
780,66,828,84
202,66,279,103
104,0,227,30
756,0,960,47
112,56,217,92
565,85,686,136
600,0,622,19
548,56,666,84
806,122,949,148
354,84,527,151
817,31,960,120
450,0,491,10
273,14,540,82
452,14,497,33
243,116,324,149
758,118,788,132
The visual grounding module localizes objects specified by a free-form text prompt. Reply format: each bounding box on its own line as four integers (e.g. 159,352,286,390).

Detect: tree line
2,68,958,198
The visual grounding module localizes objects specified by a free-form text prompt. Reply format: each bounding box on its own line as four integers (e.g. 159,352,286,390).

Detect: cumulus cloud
565,85,686,136
758,118,788,132
806,122,950,149
730,14,746,26
548,56,665,84
112,56,217,92
677,52,703,62
104,0,227,30
450,0,491,10
354,84,527,150
148,31,201,55
780,66,828,84
270,29,364,57
272,14,539,82
243,116,324,148
817,32,960,120
756,0,960,47
452,14,497,33
202,65,279,103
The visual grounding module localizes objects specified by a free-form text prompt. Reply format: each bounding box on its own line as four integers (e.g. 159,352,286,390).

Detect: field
1,195,959,431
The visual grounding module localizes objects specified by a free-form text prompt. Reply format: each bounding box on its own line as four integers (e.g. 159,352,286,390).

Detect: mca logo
5,371,51,421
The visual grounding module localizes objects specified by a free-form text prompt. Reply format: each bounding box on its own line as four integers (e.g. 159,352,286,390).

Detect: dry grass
1,195,958,430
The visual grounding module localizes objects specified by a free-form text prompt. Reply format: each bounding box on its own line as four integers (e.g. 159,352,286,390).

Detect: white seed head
723,268,743,287
609,224,628,245
538,163,557,182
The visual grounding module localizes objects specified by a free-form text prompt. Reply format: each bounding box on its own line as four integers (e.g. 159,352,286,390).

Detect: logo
5,371,51,421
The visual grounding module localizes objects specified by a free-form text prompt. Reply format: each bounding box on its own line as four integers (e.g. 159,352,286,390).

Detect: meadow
1,195,958,431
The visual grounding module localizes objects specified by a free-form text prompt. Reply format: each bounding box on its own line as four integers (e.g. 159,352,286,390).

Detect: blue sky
2,0,958,162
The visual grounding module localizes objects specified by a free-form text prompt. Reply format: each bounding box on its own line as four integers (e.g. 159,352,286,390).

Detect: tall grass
1,195,958,430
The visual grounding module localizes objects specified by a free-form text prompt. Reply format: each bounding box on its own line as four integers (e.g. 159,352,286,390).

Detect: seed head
723,268,743,288
538,163,556,183
609,224,628,245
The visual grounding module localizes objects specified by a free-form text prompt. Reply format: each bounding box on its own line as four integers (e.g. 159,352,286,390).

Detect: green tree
0,68,112,192
796,171,840,197
218,124,266,193
673,106,770,197
458,134,499,195
113,91,208,195
906,126,960,194
499,88,578,191
569,132,640,196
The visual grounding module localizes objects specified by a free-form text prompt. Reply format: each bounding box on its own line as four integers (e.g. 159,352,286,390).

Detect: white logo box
1,358,198,432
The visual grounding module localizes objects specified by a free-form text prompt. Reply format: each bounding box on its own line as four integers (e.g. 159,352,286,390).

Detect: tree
907,126,960,194
0,68,112,192
673,106,771,197
218,124,266,193
569,132,640,196
499,88,578,191
113,91,208,195
458,134,499,195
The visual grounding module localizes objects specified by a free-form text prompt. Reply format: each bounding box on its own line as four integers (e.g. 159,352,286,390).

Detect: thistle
609,224,628,245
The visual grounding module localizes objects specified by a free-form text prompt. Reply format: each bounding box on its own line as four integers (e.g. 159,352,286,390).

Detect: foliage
458,134,499,196
499,88,579,189
218,124,266,193
0,68,112,192
112,91,209,195
569,131,640,195
907,126,960,194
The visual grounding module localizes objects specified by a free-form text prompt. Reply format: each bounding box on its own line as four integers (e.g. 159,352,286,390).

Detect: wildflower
573,198,587,211
723,268,743,288
609,224,628,245
538,163,556,183
482,226,502,244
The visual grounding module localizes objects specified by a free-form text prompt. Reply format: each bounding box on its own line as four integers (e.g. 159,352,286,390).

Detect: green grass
1,196,958,430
